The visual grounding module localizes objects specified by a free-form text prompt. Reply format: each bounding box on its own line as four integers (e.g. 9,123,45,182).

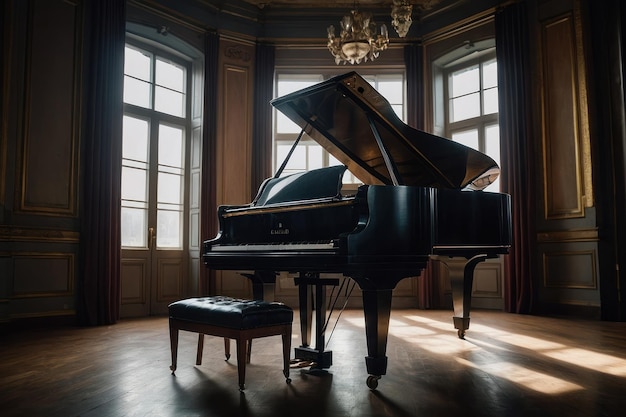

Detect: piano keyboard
211,241,337,252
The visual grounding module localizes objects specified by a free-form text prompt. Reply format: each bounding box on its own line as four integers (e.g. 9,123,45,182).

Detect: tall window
444,50,500,191
273,73,406,185
121,43,189,249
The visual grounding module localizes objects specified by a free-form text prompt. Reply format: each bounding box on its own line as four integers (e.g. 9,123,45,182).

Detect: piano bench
167,296,293,390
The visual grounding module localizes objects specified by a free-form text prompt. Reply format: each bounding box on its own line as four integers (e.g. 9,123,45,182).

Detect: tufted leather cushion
168,296,293,329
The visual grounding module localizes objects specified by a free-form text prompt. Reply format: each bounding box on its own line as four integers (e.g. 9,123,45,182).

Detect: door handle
148,227,155,249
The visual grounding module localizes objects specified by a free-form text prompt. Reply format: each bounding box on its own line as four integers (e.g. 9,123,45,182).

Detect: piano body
203,71,512,389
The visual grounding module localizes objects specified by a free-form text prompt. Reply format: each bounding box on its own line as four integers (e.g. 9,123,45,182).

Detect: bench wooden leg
224,337,230,360
169,319,179,374
196,334,204,365
236,338,247,390
282,327,292,383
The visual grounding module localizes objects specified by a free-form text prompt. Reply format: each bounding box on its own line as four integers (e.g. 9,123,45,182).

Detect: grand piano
203,71,512,389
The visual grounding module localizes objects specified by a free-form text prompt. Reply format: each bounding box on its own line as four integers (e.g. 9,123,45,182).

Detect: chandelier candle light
391,0,413,38
327,4,389,65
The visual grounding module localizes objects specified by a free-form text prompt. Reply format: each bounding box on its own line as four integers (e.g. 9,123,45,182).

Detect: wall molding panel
539,9,592,220
18,0,81,216
543,250,597,290
12,252,74,298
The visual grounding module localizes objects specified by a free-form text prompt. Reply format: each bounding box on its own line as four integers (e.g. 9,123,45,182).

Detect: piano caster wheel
284,370,292,384
366,375,381,390
457,329,466,339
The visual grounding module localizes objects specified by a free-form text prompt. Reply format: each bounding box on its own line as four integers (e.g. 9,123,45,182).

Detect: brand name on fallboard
270,229,290,235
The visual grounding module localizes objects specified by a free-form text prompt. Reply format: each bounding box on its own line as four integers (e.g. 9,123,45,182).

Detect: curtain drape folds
496,2,535,314
200,31,220,296
404,43,424,130
78,0,126,325
404,43,434,309
252,43,276,194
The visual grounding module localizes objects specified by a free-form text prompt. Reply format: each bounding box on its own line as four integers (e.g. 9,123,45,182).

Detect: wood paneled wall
532,0,600,314
213,36,256,298
1,0,82,323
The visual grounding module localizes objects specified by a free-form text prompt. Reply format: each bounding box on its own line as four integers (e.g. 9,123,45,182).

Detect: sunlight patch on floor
402,314,457,331
404,334,481,355
456,358,584,394
478,331,626,377
543,348,626,377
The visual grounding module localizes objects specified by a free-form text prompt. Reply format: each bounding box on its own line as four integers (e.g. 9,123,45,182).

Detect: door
120,117,188,317
120,43,189,317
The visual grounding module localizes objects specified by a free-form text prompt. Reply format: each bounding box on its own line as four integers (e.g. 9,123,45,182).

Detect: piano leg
436,254,491,339
361,288,392,390
293,273,338,370
298,279,313,349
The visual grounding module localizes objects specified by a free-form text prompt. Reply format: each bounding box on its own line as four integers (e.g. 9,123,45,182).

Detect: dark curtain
404,43,424,130
252,43,276,195
405,43,433,309
496,2,535,314
78,0,126,325
589,0,626,320
200,31,220,296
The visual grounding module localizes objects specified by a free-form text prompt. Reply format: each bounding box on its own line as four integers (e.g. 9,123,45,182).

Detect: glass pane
450,65,479,97
155,87,184,117
276,144,306,173
123,116,149,162
277,79,318,96
308,145,323,170
158,172,182,205
276,77,319,134
124,47,151,81
451,129,479,150
121,166,147,202
451,93,480,122
482,60,498,89
157,209,181,248
156,58,184,92
276,112,302,134
329,154,342,166
484,124,501,193
485,124,500,166
377,81,403,104
159,124,184,168
124,76,151,108
483,87,499,115
121,207,147,247
391,104,404,121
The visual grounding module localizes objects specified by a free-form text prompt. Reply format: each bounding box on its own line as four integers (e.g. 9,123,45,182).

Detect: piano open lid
270,71,500,191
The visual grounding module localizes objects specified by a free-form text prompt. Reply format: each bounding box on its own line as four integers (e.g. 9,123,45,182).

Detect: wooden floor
2,308,626,417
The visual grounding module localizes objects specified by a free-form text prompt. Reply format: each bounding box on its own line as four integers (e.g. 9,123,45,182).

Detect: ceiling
241,1,443,11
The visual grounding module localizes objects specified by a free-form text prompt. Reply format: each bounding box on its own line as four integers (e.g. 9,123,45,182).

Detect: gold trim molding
537,228,598,243
0,225,79,243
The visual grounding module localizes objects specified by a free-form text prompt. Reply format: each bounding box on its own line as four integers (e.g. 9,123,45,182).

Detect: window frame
443,49,498,152
121,39,193,250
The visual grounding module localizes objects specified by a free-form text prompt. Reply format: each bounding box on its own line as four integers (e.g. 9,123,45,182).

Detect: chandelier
327,6,389,65
391,0,413,38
